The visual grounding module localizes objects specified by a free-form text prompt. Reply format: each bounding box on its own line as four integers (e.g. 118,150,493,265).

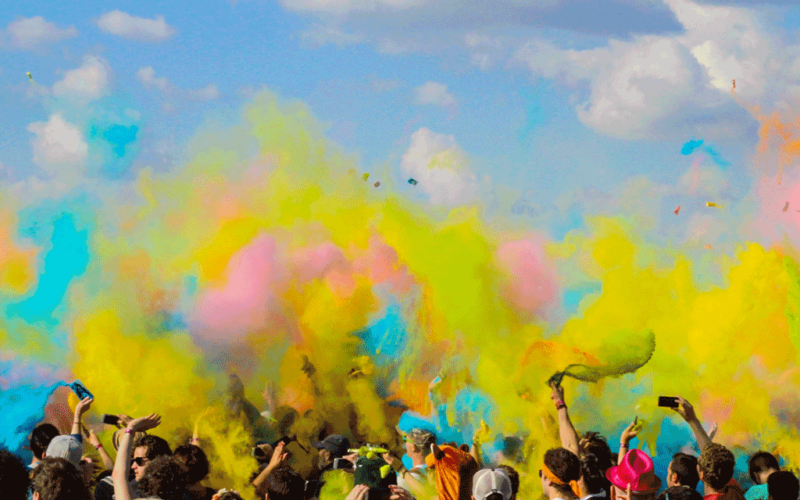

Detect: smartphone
658,396,679,408
365,489,392,500
101,414,120,426
69,380,94,400
332,458,354,470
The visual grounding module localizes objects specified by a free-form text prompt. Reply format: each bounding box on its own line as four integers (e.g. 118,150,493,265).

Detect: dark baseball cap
312,435,350,457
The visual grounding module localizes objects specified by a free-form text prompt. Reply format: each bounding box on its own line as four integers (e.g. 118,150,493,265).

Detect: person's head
405,429,436,457
174,444,210,485
767,471,799,500
264,466,305,500
497,465,520,500
312,434,350,468
0,450,31,500
606,449,661,500
30,424,60,461
30,457,90,500
581,453,611,495
668,453,700,489
43,436,82,467
750,452,780,485
137,455,189,500
582,432,615,471
112,428,146,452
472,468,513,500
132,435,172,481
698,443,736,491
656,486,704,500
541,448,582,499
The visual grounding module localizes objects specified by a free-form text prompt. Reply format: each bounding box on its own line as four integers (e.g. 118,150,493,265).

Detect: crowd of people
0,375,798,500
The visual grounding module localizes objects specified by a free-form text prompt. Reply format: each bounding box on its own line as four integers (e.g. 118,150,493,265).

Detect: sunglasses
132,457,149,467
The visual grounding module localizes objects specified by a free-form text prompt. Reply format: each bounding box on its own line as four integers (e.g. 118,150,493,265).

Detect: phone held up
658,396,679,408
101,414,120,426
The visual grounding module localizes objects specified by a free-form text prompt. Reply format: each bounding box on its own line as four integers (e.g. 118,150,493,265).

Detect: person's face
132,446,150,481
667,461,677,487
318,448,332,469
405,439,416,456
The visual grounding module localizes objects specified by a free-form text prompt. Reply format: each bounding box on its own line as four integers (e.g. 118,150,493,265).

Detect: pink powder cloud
191,234,281,341
496,237,559,319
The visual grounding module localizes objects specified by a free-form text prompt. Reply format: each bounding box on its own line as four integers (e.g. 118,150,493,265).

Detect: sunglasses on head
132,457,149,467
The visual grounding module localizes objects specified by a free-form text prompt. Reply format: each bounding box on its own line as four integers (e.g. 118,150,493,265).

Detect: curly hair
134,434,173,460
749,451,780,484
30,457,90,500
581,452,611,496
544,447,581,494
698,443,735,490
214,490,245,500
582,432,614,470
30,424,60,460
137,455,189,500
174,444,210,484
0,450,30,500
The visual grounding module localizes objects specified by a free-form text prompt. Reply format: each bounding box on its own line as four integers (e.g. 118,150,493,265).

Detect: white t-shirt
397,465,429,490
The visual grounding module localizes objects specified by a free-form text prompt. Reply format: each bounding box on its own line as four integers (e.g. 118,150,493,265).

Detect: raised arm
84,426,114,470
551,382,580,457
71,397,93,437
113,414,162,500
673,396,711,451
252,441,288,489
618,418,640,464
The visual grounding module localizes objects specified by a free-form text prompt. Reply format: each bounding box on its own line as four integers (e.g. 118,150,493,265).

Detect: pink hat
606,449,662,493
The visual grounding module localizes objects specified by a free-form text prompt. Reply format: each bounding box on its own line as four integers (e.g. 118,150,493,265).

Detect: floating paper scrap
408,178,418,185
363,173,369,181
674,206,680,215
374,182,380,188
706,202,717,207
784,202,790,212
26,72,32,82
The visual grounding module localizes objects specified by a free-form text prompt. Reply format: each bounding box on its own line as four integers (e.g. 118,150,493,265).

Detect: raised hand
346,484,369,500
389,485,415,500
75,397,94,417
268,441,289,470
550,381,565,402
620,417,640,445
127,414,162,433
672,396,698,423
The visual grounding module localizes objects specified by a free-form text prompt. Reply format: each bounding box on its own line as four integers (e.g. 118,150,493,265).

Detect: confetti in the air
374,182,380,188
26,72,32,82
408,178,418,186
705,244,713,249
362,173,369,181
784,202,790,212
674,206,680,215
706,202,717,207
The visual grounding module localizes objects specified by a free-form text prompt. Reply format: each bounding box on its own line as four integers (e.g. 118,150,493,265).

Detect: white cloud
96,11,176,43
513,0,789,140
300,24,364,47
137,66,169,91
401,127,478,206
52,56,112,102
136,66,220,101
27,114,88,177
5,16,77,49
187,84,221,101
413,82,456,109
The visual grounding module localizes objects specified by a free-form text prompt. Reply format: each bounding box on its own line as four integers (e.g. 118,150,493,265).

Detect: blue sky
0,0,796,225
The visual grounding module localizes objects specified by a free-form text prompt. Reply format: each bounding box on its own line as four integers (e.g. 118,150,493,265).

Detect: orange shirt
425,445,478,500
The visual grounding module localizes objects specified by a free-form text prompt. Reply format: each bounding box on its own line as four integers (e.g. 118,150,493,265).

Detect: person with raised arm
671,397,712,451
113,413,188,500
